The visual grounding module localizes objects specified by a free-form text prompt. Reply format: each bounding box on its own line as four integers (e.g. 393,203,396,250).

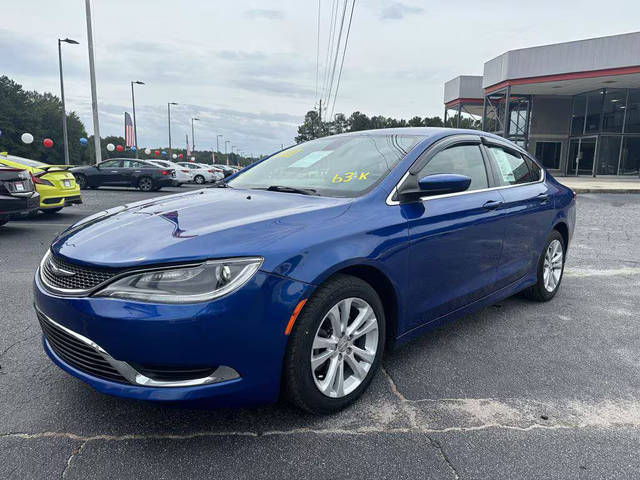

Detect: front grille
37,312,128,384
41,253,119,293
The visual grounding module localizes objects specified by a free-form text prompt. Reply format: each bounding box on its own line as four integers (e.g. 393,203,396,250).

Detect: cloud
244,9,284,20
379,2,424,20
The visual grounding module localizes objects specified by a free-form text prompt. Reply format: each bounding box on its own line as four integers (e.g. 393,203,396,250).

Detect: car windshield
7,157,47,168
228,134,424,198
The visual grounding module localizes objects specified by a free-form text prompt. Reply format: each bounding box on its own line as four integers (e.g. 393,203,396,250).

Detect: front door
568,136,597,176
404,141,505,329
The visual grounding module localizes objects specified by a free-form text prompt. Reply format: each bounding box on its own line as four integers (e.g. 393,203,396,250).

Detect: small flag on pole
124,112,134,147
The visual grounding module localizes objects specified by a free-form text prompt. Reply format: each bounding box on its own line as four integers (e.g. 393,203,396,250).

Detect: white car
193,163,224,182
148,160,193,185
177,162,217,184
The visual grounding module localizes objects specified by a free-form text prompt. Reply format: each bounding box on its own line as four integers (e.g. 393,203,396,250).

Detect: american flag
124,112,134,147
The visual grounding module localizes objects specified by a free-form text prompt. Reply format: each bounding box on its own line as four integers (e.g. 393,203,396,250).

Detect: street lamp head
169,102,178,105
133,80,145,85
193,117,200,121
61,38,79,45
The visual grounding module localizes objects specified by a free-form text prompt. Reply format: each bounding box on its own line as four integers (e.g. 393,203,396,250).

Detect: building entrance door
568,136,597,176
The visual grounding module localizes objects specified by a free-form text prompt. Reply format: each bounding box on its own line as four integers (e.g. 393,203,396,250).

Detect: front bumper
33,269,313,405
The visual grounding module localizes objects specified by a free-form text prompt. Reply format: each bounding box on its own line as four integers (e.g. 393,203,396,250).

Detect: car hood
51,188,352,270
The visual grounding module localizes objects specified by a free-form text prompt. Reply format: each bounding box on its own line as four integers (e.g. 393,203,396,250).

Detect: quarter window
417,144,488,191
487,146,533,185
99,160,120,168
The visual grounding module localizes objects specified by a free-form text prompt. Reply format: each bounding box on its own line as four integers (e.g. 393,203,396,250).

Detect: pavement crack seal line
425,435,460,480
380,365,420,429
62,440,88,479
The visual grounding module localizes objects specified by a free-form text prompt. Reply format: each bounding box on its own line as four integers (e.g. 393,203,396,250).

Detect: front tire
194,175,205,185
75,174,88,190
522,230,565,302
283,274,386,414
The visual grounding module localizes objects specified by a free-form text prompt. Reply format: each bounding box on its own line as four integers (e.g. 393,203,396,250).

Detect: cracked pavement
1,188,639,479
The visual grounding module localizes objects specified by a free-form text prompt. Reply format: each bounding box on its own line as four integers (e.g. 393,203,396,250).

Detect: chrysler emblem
49,259,76,277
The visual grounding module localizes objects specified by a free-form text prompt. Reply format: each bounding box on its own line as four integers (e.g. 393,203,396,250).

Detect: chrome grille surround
39,250,119,296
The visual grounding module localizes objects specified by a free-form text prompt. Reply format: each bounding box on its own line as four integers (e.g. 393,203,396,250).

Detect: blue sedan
34,128,575,414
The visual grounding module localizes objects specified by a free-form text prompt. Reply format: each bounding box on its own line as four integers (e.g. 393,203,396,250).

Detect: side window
487,146,533,185
100,160,121,168
418,144,488,191
524,156,542,181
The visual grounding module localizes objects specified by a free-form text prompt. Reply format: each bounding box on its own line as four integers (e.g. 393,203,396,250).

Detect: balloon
154,150,160,156
21,133,34,144
178,153,183,159
191,156,195,161
115,145,124,152
79,137,88,146
130,146,136,152
43,138,54,148
172,153,177,159
144,148,151,155
106,143,115,152
161,151,167,156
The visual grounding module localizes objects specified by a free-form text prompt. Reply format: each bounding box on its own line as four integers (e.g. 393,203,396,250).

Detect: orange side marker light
284,299,307,335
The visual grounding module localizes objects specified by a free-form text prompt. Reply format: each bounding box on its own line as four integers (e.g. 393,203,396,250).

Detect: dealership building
444,31,640,177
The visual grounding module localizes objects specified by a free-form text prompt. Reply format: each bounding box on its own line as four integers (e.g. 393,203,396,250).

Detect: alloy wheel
311,297,379,398
139,178,153,191
543,239,563,292
195,175,205,184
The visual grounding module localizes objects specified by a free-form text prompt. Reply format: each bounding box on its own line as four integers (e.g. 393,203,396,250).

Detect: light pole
167,102,178,157
130,81,144,158
191,118,200,151
84,0,101,165
58,38,79,165
216,134,223,153
225,140,230,165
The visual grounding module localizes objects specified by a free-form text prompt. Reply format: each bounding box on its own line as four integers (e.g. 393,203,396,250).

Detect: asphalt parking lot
1,187,639,479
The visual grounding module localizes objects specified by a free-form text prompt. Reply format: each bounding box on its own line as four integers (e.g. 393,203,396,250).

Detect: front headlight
93,257,263,304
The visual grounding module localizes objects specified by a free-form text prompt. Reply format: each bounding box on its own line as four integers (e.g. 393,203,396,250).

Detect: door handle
482,200,503,210
537,193,550,203
110,171,118,173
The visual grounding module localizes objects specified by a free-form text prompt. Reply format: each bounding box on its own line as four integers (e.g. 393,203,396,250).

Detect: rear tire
74,174,88,190
194,175,205,185
283,274,386,415
137,177,154,192
521,230,565,302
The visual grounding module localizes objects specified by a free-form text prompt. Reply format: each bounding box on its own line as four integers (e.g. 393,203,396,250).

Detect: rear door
120,160,147,186
482,140,554,289
404,136,506,328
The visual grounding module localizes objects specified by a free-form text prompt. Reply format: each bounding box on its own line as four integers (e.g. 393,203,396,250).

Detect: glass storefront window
571,94,586,135
619,137,640,175
585,90,603,133
625,90,640,133
602,89,626,132
535,141,561,169
597,136,622,175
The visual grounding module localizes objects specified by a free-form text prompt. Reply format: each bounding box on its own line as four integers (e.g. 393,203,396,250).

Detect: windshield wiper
259,185,317,195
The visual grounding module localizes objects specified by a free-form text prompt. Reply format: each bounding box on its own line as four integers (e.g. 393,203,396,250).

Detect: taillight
181,170,189,173
572,190,577,199
160,170,170,176
31,173,53,186
208,169,213,173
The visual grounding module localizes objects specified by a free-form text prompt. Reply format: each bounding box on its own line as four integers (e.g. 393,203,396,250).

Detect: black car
71,159,176,192
212,164,235,177
0,166,40,226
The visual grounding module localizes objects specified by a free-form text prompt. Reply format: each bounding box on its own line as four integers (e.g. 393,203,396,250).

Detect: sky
1,0,639,156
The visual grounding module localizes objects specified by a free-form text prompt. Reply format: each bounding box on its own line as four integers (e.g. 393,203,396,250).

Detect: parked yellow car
0,154,82,213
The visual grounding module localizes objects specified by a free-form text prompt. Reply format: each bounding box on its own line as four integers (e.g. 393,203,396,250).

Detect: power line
321,0,339,109
315,0,321,102
330,0,356,119
324,0,348,113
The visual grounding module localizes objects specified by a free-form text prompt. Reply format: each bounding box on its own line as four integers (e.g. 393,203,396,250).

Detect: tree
0,76,89,165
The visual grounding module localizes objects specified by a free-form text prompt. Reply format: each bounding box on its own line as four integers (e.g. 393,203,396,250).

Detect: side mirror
398,173,472,203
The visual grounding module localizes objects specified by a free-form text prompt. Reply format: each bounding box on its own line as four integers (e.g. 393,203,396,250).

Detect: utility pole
85,0,102,164
57,38,78,165
167,102,177,158
191,118,200,151
131,81,144,158
225,140,230,165
216,134,223,153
